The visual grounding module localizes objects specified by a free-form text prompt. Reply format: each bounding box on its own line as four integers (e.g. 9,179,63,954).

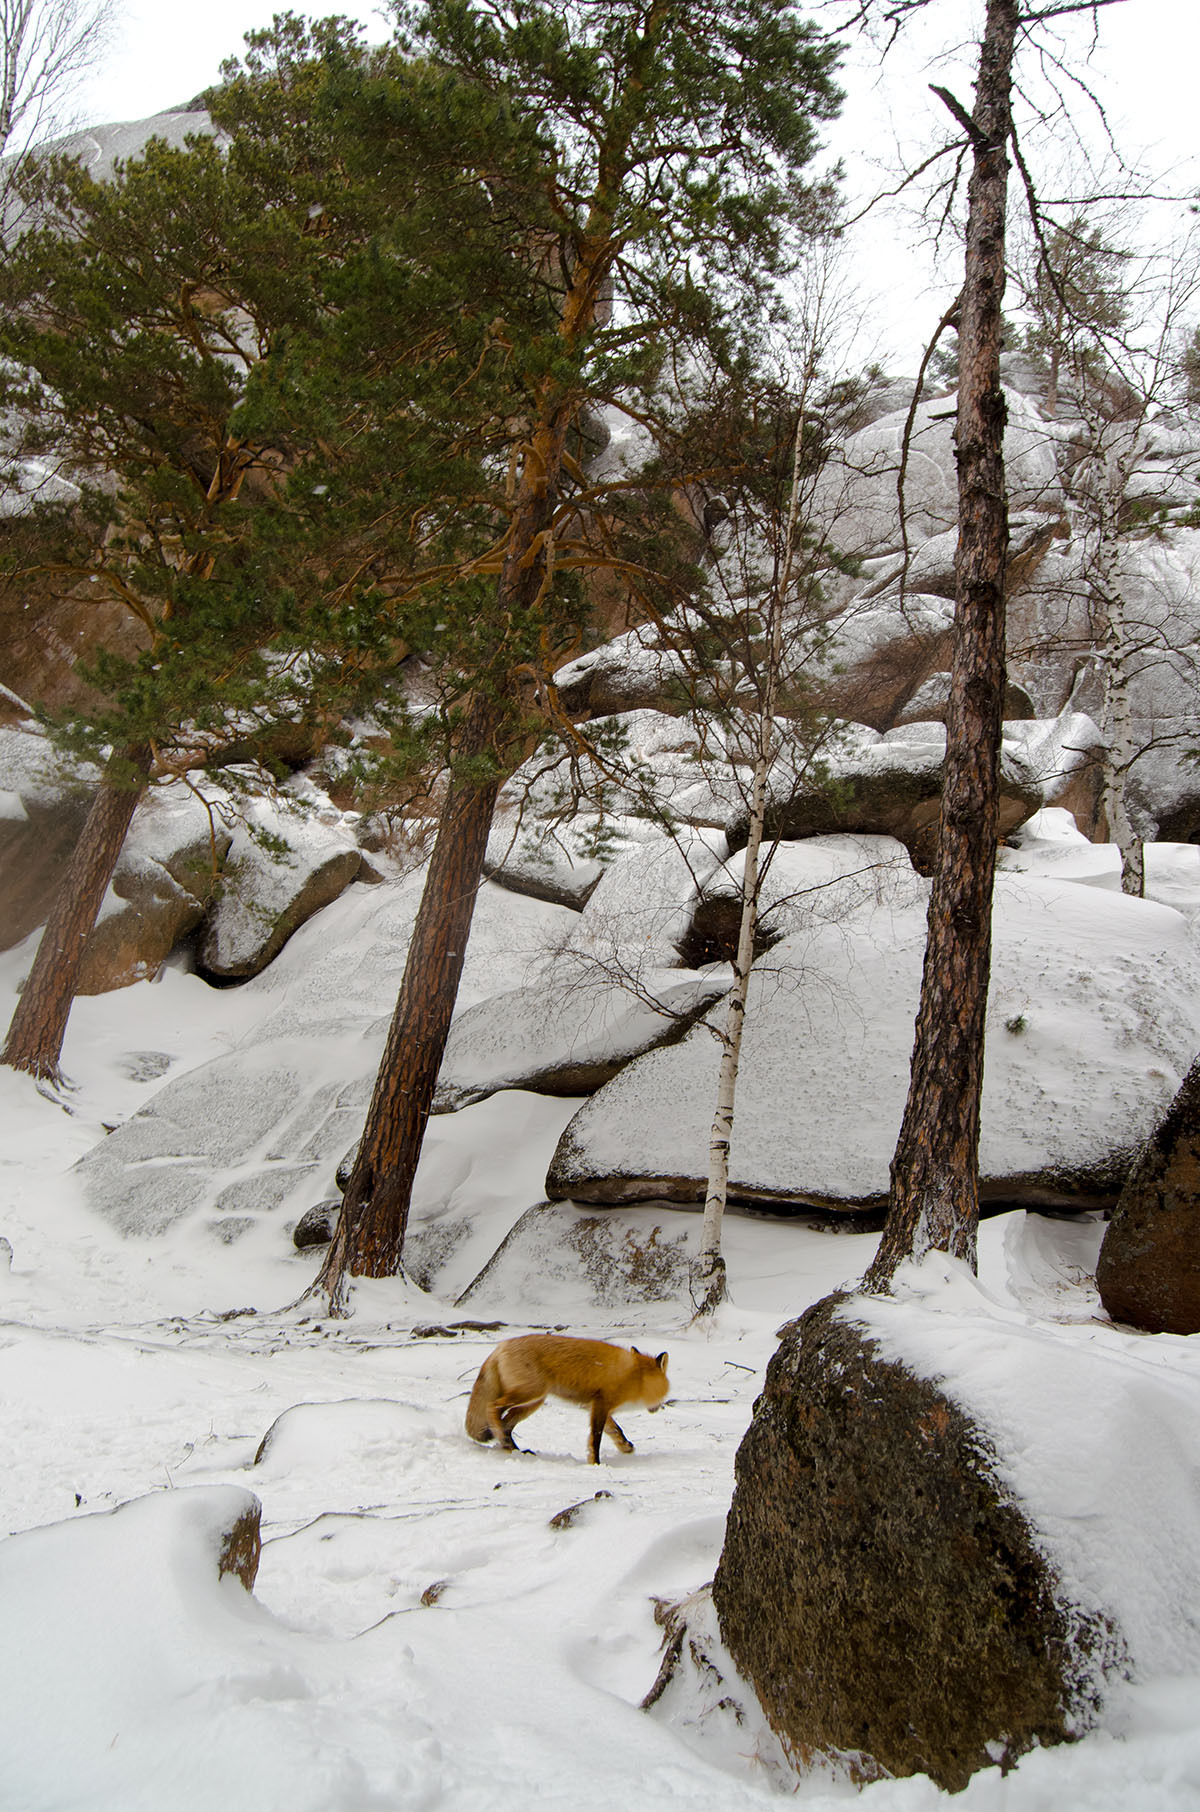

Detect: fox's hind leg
489,1390,544,1452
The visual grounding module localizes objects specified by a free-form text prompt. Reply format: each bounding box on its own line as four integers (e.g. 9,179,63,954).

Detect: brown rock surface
712,1293,1121,1792
1097,1053,1200,1334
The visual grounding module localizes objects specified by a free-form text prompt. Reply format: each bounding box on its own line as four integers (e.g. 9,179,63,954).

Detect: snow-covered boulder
814,388,1062,558
999,712,1106,839
0,1480,441,1809
484,813,606,908
73,879,577,1241
553,626,693,720
254,1400,439,1472
714,1280,1142,1791
77,783,234,993
723,719,1043,866
433,967,728,1110
505,709,747,832
563,822,728,978
681,832,912,967
546,843,1200,1213
456,1200,697,1312
196,793,362,980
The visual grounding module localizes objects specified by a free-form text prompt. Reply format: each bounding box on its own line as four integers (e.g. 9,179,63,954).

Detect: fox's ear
656,1352,668,1369
631,1345,642,1355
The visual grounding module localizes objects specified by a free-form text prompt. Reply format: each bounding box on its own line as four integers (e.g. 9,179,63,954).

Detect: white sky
70,0,1200,372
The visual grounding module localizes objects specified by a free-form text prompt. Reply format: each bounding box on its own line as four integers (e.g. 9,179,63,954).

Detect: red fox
465,1334,670,1464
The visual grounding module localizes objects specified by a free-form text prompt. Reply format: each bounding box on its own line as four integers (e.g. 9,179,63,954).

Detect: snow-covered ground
3,859,1200,1811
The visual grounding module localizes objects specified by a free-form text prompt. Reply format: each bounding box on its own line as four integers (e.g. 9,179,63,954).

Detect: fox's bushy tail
465,1355,497,1442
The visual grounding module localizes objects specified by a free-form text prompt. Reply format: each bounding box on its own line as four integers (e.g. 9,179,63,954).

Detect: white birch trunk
691,417,806,1318
1081,425,1145,899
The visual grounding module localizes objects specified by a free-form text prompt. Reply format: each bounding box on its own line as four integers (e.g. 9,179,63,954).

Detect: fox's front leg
605,1414,634,1455
588,1400,635,1462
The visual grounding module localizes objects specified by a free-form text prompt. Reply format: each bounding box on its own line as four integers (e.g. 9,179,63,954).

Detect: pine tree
0,53,393,1081
863,0,1019,1291
308,0,844,1308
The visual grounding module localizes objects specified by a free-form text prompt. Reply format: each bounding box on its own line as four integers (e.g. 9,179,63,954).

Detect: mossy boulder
712,1293,1121,1792
1097,1054,1200,1334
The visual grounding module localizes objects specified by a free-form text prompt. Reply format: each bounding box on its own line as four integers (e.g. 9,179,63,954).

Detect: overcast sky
71,0,1200,372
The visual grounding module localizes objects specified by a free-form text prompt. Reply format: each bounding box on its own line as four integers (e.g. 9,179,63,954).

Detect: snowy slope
2,863,1200,1811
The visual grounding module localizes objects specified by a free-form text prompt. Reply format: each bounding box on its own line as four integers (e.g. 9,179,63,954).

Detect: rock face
547,845,1200,1214
1008,529,1200,832
0,728,97,951
455,1200,696,1311
813,387,1062,557
1096,1053,1200,1334
712,1294,1119,1793
723,720,1043,868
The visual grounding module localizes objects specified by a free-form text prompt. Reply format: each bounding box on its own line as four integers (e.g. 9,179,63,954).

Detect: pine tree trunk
315,693,503,1311
2,742,152,1085
864,0,1016,1292
314,129,613,1312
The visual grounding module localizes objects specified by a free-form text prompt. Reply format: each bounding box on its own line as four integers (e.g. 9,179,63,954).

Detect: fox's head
631,1347,670,1411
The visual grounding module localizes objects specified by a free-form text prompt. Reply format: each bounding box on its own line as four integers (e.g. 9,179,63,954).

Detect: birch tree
0,0,115,160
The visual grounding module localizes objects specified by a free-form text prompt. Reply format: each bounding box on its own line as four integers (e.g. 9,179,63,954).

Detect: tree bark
2,740,151,1084
864,0,1016,1292
314,134,615,1310
317,373,574,1310
315,692,502,1310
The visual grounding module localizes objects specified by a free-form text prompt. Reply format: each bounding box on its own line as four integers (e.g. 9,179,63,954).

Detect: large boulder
505,709,746,833
712,1290,1125,1792
484,813,606,909
455,1200,697,1312
552,626,692,720
433,968,727,1110
546,840,1200,1213
562,821,728,979
999,712,1106,840
196,792,363,981
73,876,577,1242
1096,1053,1200,1334
723,720,1043,869
76,783,234,993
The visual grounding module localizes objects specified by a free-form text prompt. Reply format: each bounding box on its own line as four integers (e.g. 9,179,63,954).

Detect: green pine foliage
0,2,843,799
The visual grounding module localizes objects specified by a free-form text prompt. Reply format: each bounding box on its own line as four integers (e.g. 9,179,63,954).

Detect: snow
3,860,1200,1810
551,840,1200,1209
854,1252,1200,1679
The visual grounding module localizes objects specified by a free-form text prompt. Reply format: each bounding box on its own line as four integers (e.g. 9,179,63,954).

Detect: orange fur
465,1334,670,1463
